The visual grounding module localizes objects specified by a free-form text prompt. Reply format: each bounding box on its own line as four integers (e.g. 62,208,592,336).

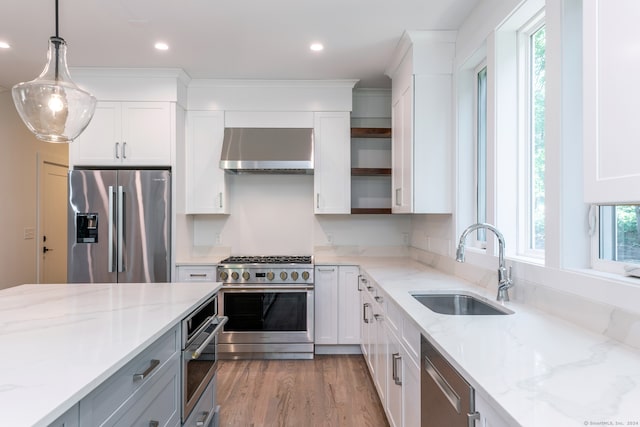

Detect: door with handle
41,163,68,283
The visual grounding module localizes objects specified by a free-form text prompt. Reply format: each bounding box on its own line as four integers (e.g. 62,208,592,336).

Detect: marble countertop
0,282,222,427
322,256,640,426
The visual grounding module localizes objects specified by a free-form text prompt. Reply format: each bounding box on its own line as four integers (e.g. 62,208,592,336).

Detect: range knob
231,271,239,280
220,271,229,281
280,271,288,280
242,271,250,280
267,272,275,281
291,271,299,281
302,271,310,281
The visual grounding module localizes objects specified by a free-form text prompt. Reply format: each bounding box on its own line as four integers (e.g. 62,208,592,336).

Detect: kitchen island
317,256,640,426
0,282,221,427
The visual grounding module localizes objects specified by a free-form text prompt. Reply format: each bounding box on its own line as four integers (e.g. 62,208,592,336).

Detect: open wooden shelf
351,168,392,176
351,128,392,138
351,208,393,215
351,126,392,215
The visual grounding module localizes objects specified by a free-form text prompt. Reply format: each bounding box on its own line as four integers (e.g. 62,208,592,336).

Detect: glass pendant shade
12,37,96,143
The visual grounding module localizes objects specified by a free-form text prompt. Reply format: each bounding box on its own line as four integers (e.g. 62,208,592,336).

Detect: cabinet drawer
183,374,217,427
177,266,217,282
385,299,402,334
111,359,180,427
79,326,179,426
402,318,420,363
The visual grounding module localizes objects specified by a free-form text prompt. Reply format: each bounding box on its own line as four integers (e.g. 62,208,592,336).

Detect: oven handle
191,316,228,360
222,285,314,291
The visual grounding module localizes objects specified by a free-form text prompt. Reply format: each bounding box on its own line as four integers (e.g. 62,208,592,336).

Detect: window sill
508,253,544,266
568,267,640,288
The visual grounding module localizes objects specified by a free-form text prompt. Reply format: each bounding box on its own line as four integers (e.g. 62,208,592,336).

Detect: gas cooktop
219,255,313,265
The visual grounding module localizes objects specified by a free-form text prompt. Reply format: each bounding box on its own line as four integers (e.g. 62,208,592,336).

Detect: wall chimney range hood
220,128,314,174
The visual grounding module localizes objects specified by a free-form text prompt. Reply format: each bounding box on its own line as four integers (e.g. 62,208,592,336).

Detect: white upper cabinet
185,111,229,214
583,0,640,203
71,101,172,167
386,31,454,214
314,112,351,214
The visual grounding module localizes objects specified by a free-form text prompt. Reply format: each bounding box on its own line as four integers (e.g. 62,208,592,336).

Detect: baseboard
314,344,362,355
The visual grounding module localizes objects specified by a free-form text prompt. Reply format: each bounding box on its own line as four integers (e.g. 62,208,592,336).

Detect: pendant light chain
55,0,59,38
53,0,60,80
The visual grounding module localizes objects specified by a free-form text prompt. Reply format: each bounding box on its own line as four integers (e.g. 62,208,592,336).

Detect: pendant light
12,0,96,143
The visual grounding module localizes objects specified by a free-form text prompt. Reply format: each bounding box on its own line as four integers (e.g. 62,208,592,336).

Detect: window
518,16,546,256
475,65,488,245
599,205,640,265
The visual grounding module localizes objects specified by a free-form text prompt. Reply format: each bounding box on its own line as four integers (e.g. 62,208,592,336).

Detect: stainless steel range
216,255,314,359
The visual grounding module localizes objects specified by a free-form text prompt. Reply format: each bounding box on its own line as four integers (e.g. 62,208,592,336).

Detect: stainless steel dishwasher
421,335,480,426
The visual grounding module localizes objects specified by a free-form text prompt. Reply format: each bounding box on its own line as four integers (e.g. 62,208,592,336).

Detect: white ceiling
0,0,481,92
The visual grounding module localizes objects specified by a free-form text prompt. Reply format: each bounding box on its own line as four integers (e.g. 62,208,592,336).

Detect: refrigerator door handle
108,186,115,273
117,185,124,273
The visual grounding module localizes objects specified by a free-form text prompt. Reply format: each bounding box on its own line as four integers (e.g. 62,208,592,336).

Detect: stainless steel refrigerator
68,169,171,283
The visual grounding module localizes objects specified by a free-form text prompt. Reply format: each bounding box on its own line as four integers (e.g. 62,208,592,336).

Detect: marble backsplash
409,247,640,351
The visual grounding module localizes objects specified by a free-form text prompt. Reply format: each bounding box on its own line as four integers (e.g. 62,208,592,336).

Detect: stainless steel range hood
220,128,314,174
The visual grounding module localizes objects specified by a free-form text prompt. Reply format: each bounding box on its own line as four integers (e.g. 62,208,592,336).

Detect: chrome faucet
455,223,513,302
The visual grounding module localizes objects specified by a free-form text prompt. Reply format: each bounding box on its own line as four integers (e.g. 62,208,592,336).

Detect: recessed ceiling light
0,41,10,49
154,42,169,51
310,43,324,52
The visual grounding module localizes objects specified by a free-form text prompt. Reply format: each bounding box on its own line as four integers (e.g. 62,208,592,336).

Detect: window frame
592,205,640,275
516,12,546,260
472,61,488,249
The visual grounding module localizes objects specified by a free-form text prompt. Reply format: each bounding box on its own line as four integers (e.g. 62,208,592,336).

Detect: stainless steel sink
411,292,514,315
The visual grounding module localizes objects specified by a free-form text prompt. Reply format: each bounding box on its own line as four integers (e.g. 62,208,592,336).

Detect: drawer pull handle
189,273,208,278
133,359,160,382
196,411,210,426
192,316,228,359
375,296,384,303
149,421,159,427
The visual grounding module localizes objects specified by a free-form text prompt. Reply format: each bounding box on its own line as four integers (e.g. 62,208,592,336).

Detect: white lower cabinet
176,265,217,282
359,275,387,406
386,327,420,427
359,272,420,427
314,265,361,347
78,326,180,427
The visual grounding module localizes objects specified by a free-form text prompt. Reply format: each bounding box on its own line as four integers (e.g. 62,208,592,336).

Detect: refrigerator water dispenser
76,213,98,243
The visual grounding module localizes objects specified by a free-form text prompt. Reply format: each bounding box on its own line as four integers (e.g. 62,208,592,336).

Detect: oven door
218,286,314,353
182,315,228,422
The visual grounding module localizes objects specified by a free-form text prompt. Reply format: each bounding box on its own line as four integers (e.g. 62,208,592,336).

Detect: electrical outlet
402,232,409,245
326,234,333,245
215,233,221,245
24,227,35,240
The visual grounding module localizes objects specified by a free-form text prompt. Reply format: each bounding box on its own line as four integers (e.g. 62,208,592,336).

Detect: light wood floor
217,355,389,427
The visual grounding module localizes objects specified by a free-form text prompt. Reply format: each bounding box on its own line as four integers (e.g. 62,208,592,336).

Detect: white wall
176,174,410,260
0,91,68,289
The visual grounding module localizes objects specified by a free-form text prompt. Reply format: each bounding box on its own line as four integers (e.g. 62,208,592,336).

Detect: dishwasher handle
423,355,462,413
467,412,481,427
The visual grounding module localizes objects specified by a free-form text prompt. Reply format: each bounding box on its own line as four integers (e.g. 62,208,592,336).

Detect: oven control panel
217,265,314,285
